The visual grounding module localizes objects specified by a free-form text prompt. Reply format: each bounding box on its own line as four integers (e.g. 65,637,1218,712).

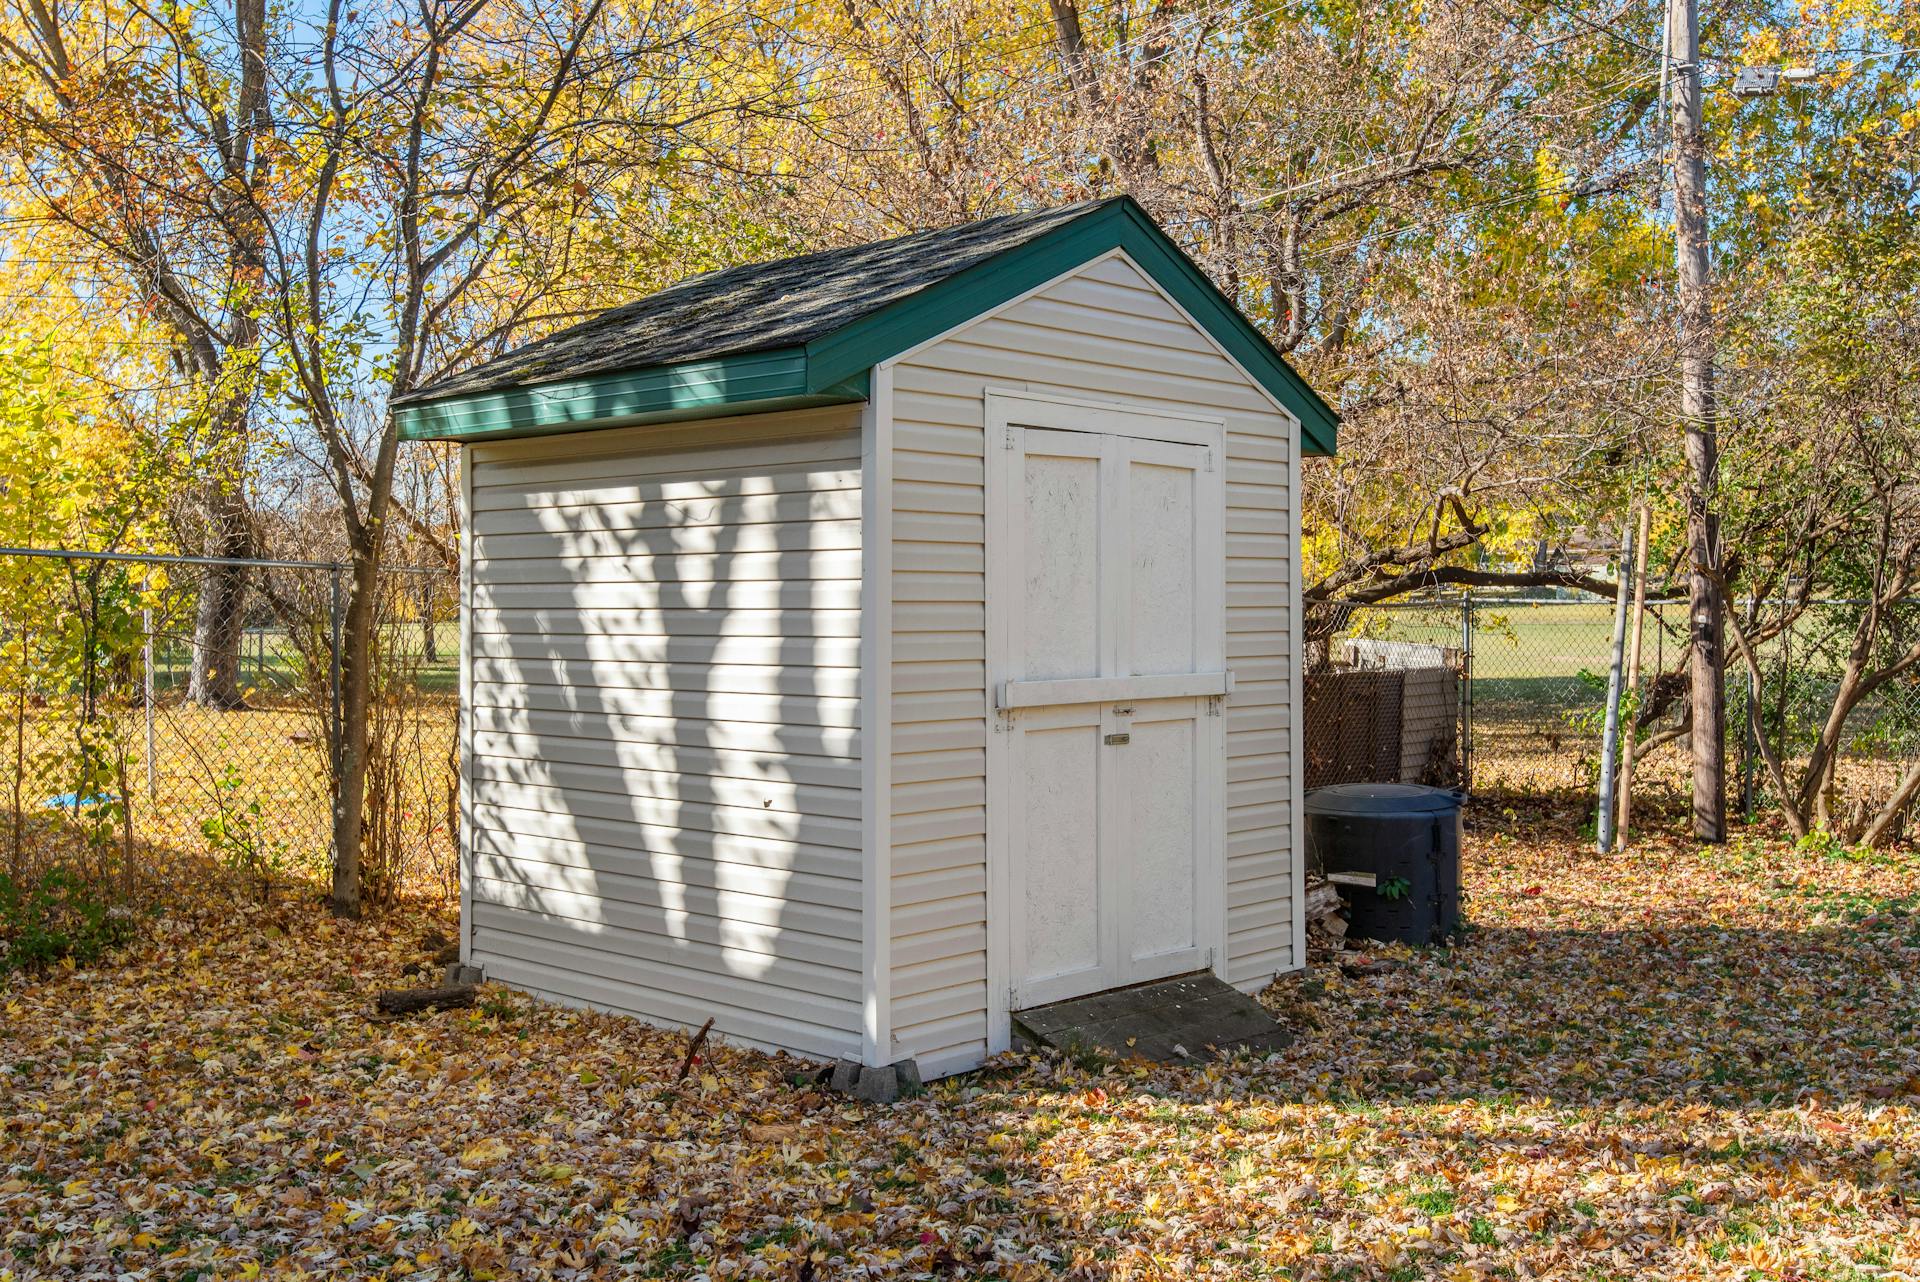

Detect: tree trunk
1669,0,1725,841
1796,593,1892,823
329,542,382,918
1862,758,1920,849
421,577,439,663
1719,596,1810,839
187,481,254,710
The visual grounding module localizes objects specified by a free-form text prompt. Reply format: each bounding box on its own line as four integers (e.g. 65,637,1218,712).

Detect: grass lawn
145,622,462,699
4,810,1918,1279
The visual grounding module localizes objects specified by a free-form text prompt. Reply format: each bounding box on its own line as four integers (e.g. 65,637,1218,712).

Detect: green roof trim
396,348,868,442
398,198,1336,453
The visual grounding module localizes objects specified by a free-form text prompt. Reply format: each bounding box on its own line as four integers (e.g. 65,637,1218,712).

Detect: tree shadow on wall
462,413,865,1060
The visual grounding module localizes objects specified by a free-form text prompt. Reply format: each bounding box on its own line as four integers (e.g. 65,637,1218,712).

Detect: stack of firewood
1304,879,1347,944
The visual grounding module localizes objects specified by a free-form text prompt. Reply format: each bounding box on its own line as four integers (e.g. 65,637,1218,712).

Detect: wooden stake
1616,504,1652,842
678,1017,715,1081
1596,519,1635,853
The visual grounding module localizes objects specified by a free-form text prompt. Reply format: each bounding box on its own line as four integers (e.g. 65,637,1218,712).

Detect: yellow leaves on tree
0,332,177,556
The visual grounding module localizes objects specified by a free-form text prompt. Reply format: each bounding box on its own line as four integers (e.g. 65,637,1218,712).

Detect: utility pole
1668,0,1725,841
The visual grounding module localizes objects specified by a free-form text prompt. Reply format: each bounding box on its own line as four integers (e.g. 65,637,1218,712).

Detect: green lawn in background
145,621,461,698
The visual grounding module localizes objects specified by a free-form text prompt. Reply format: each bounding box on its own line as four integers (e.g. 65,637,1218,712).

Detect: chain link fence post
327,565,345,866
141,586,156,802
1739,663,1759,819
1461,596,1474,793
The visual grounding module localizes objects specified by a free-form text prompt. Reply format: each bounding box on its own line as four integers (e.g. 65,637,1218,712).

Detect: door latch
1104,732,1131,746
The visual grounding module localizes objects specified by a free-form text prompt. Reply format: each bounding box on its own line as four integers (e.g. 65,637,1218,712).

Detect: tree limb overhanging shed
399,196,1338,1079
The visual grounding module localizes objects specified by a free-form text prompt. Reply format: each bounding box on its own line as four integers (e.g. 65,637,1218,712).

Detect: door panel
1127,452,1201,676
1022,437,1104,680
1123,707,1201,967
1016,711,1104,997
990,398,1227,1016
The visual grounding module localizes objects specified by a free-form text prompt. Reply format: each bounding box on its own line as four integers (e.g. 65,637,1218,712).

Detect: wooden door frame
983,387,1229,1054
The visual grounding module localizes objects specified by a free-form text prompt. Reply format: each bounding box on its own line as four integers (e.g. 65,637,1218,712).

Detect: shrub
200,762,298,899
0,865,135,973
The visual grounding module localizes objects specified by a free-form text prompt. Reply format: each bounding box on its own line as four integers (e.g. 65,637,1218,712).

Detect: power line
1519,0,1918,74
1199,54,1662,248
1528,0,1663,57
1302,155,1659,262
1211,34,1667,212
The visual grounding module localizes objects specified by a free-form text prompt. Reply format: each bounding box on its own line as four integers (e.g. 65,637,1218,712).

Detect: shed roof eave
395,348,869,443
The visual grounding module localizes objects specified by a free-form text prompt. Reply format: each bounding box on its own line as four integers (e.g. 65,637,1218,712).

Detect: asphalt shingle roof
396,199,1118,406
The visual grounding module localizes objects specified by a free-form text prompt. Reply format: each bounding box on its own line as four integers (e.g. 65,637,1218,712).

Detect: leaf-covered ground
5,812,1919,1280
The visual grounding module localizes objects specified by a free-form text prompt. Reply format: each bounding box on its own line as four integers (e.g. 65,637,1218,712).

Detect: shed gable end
884,253,1303,1076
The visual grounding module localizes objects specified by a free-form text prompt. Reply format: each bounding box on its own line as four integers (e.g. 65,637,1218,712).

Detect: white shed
395,197,1338,1079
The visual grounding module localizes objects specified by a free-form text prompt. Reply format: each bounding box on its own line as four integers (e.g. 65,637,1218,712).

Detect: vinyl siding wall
465,408,866,1060
886,253,1301,1075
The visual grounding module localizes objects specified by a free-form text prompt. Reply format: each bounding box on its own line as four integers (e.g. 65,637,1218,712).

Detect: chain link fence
1737,599,1920,838
1457,597,1691,796
1304,598,1467,790
11,555,1911,898
1307,593,1920,836
0,549,459,899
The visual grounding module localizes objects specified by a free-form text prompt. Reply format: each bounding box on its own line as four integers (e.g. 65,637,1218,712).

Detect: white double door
988,395,1228,1014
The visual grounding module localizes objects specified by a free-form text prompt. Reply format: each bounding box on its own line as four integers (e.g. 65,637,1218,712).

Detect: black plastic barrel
1304,783,1464,946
